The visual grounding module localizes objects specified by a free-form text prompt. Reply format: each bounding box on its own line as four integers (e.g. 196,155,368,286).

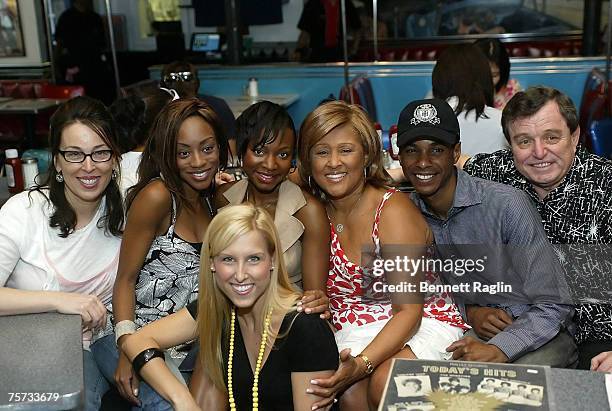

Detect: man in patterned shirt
398,98,575,366
463,86,612,371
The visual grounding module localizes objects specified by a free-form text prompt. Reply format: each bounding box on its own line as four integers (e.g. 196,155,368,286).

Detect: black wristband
132,348,164,378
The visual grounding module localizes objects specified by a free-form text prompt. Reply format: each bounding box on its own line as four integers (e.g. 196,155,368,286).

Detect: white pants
334,316,463,360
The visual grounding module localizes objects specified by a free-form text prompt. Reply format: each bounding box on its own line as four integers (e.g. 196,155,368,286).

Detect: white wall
0,0,48,66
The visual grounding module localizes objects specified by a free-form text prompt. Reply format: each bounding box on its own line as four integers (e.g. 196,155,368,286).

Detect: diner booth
0,0,611,410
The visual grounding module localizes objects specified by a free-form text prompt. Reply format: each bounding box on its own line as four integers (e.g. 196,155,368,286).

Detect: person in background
432,44,508,156
91,99,229,409
463,86,612,372
455,8,504,35
54,0,114,104
357,2,388,41
110,95,145,155
109,88,174,196
122,204,339,411
0,96,124,411
295,0,361,62
474,38,522,110
160,60,237,160
299,101,466,410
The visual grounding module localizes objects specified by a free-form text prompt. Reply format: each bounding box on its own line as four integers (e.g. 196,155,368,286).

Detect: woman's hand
215,171,235,185
298,289,330,319
54,292,107,331
114,351,141,405
308,348,367,409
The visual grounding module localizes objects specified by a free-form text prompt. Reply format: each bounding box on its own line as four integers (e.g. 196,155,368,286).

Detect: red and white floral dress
327,189,468,333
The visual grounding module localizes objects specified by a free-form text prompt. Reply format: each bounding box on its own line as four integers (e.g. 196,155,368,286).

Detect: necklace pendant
336,223,344,233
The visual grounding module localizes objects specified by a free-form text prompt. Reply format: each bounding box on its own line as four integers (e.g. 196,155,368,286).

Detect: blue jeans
91,334,176,411
84,349,109,411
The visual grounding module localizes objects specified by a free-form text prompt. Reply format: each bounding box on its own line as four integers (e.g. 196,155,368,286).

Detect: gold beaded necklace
227,306,273,411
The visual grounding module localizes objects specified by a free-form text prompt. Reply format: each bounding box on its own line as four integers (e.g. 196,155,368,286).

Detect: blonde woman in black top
122,204,339,410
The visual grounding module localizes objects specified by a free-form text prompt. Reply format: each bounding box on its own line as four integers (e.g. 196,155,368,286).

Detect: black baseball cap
397,98,460,148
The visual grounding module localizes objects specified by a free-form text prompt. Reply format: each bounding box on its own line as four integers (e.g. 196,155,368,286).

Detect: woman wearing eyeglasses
0,96,124,411
90,98,229,410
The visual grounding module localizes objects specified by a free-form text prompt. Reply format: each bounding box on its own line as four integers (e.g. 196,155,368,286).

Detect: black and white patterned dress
133,194,201,327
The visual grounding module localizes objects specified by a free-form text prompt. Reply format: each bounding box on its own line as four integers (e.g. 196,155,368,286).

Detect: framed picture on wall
0,0,25,57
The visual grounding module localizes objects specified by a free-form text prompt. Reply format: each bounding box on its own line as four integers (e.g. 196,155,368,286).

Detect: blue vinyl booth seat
589,118,612,159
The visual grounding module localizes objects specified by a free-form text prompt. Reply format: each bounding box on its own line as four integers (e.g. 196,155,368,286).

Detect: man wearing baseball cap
397,98,576,366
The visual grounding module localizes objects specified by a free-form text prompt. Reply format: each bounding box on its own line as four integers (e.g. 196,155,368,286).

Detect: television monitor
190,33,221,53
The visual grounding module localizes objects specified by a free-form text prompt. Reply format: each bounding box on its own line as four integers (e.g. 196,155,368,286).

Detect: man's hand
447,337,509,363
466,306,513,340
591,351,612,372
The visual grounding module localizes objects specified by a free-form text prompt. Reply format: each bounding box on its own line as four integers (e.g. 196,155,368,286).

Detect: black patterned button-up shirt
464,146,612,344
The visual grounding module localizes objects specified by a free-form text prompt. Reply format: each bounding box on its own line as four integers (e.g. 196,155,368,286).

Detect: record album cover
380,359,551,411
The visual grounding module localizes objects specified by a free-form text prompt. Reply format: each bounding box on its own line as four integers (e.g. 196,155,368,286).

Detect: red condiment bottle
5,149,24,194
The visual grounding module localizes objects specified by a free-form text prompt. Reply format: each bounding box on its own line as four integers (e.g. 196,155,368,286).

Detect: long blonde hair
197,204,300,391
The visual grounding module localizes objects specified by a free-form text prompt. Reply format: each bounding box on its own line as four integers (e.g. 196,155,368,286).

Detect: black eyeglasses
163,71,193,82
58,150,113,163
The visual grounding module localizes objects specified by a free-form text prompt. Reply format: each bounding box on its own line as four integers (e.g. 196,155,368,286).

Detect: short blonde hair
197,204,299,391
298,100,392,200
